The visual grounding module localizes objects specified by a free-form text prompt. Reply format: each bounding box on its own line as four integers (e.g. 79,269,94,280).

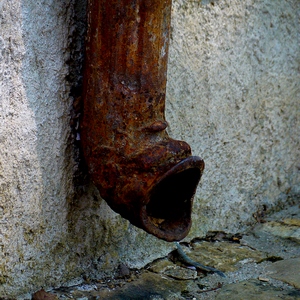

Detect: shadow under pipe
81,0,204,242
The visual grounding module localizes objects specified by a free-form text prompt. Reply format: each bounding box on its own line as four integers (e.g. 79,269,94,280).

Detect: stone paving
33,204,300,299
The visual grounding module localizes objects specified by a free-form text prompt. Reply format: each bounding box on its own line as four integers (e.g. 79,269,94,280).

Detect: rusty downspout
81,0,204,241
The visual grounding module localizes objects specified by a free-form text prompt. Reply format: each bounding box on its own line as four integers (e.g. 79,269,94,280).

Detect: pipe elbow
85,138,204,241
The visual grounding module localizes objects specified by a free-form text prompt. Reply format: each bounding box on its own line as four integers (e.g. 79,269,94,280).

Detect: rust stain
81,0,204,241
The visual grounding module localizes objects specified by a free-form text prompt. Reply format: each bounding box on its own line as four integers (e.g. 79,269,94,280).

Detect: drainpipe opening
142,156,204,241
147,168,201,221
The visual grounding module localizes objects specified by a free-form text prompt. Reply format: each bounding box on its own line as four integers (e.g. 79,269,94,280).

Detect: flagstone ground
31,204,300,300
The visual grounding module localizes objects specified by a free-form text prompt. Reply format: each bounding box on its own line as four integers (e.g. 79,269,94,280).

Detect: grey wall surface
0,0,299,297
167,0,300,237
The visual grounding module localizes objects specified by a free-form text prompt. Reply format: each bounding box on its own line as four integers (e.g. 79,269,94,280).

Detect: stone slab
148,258,198,280
69,271,189,300
215,279,300,300
182,241,266,272
260,219,300,243
266,258,300,289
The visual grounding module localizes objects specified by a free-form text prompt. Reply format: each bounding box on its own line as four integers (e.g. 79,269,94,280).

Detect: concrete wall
0,0,299,297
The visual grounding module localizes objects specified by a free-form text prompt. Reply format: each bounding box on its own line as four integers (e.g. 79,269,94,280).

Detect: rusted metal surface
81,0,204,241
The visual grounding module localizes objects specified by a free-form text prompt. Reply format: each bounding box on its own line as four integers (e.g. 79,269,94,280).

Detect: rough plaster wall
0,0,74,296
0,0,172,297
166,0,300,236
0,0,299,297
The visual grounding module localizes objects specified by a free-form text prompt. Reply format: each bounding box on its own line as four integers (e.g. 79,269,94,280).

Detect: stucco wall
0,0,299,297
168,0,300,236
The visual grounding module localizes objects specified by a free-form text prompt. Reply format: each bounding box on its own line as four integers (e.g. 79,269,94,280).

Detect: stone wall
0,0,299,297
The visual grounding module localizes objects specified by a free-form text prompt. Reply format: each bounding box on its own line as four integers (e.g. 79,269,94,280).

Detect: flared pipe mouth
141,156,205,242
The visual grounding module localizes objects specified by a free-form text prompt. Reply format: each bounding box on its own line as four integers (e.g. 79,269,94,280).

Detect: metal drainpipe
81,0,204,242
